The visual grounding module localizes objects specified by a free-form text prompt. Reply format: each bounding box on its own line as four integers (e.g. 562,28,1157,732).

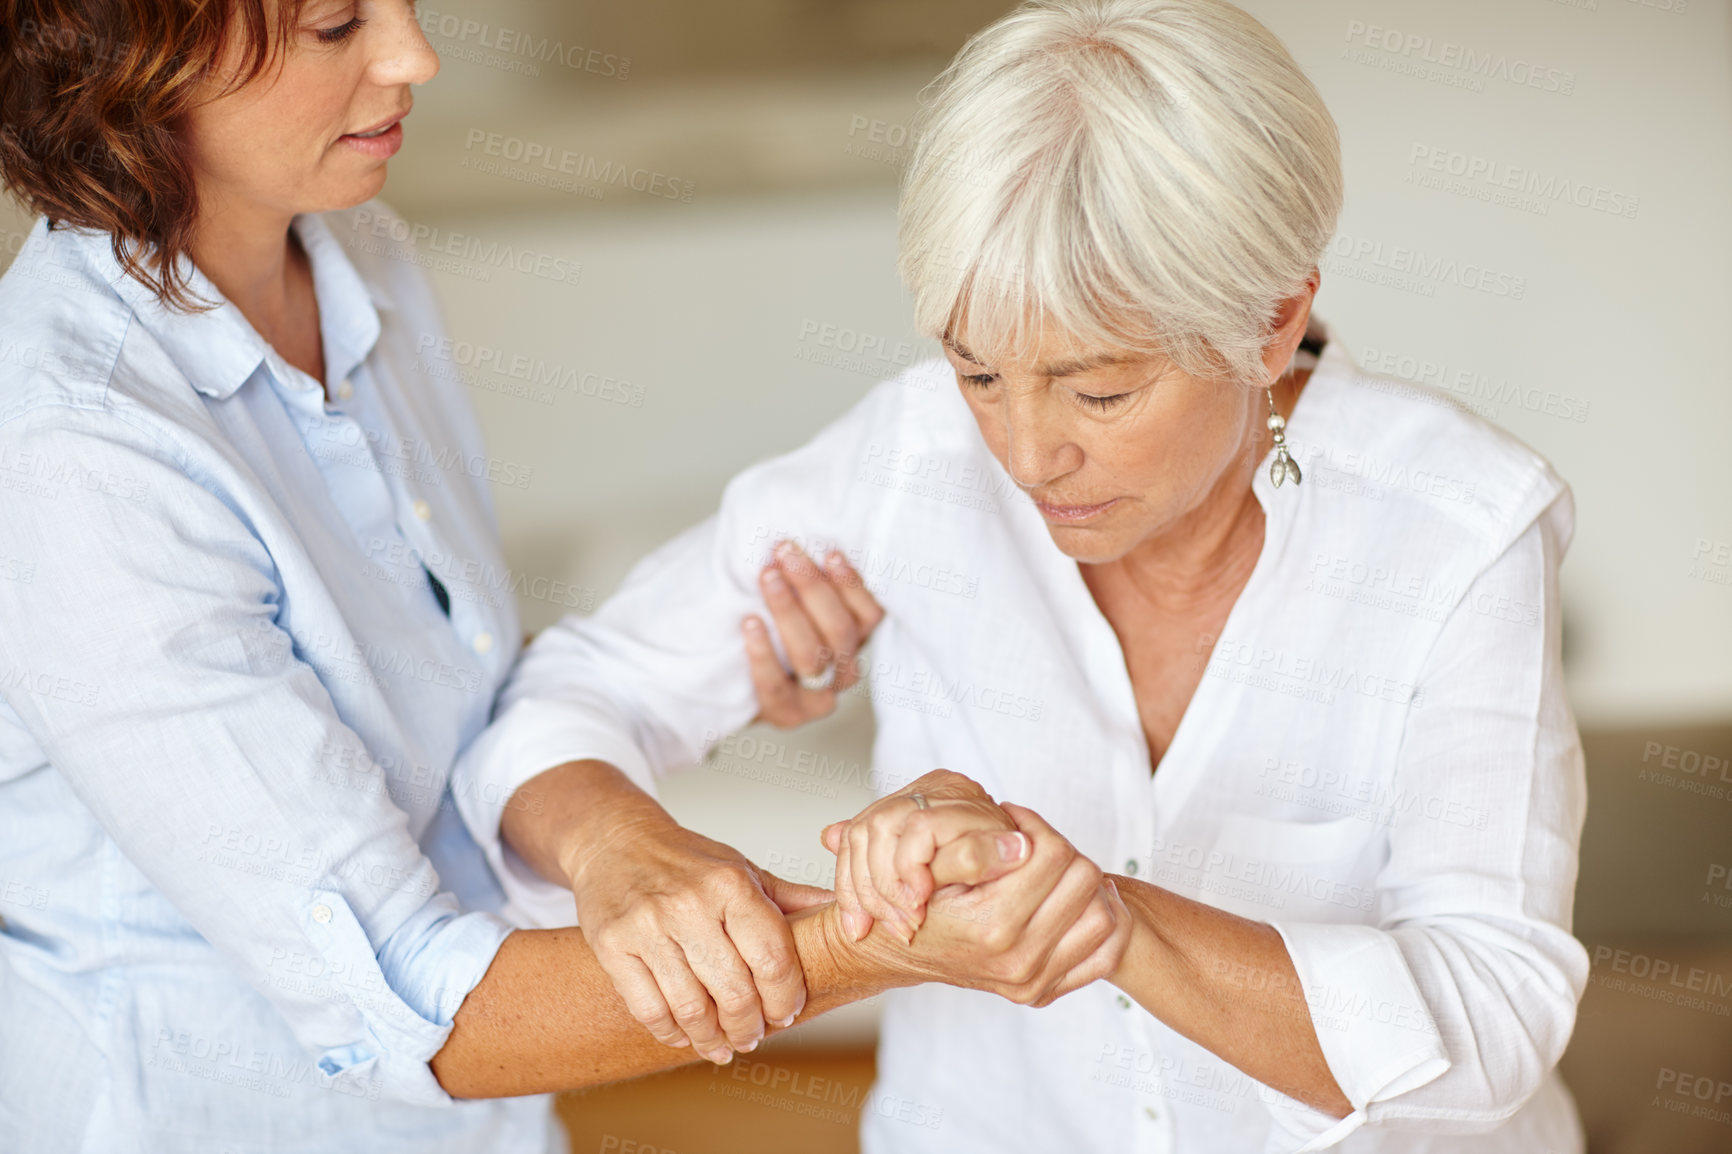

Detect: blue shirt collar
83,212,392,401
295,211,390,392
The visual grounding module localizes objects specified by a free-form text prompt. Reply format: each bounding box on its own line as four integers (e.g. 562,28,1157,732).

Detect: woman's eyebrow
1040,352,1128,378
942,337,984,365
943,339,1127,379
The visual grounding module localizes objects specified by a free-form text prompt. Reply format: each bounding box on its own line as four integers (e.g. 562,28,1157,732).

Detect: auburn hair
0,0,306,309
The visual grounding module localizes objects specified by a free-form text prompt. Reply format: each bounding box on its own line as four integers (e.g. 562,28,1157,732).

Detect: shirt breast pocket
1212,812,1384,922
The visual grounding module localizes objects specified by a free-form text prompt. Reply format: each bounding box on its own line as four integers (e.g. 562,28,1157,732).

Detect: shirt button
1116,994,1132,1010
473,632,494,655
1144,1107,1160,1122
1124,858,1139,876
412,499,432,522
335,380,354,402
311,904,333,924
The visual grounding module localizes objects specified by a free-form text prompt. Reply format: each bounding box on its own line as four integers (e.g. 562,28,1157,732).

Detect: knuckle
715,988,758,1017
924,770,970,795
669,998,711,1025
867,809,904,836
592,925,638,956
711,863,757,896
957,840,986,873
753,950,798,987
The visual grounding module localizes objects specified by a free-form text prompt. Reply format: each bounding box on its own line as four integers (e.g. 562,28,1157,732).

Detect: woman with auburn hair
0,3,1129,1151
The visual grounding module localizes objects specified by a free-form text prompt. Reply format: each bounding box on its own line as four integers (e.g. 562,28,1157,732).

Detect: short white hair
898,0,1343,386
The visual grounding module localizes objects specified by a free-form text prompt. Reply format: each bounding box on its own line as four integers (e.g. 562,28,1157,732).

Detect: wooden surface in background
558,1047,876,1154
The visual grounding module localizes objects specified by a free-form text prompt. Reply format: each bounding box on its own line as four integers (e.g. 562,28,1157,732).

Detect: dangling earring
1267,388,1301,488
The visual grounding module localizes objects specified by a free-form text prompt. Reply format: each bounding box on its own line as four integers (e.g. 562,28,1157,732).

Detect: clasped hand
823,770,1131,1008
568,768,1130,1065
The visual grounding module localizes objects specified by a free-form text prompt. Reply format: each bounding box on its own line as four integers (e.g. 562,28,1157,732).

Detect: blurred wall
4,2,1726,725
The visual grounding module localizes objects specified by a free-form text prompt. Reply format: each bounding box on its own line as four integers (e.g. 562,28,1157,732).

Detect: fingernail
671,1037,692,1048
740,1036,761,1053
772,1013,797,1029
842,910,866,939
742,616,764,633
705,1047,734,1065
763,569,786,590
997,832,1029,862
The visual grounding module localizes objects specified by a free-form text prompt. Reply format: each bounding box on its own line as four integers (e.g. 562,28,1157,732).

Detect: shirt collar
294,210,390,391
90,212,393,402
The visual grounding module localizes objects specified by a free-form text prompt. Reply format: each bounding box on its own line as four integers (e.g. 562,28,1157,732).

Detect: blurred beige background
3,2,1728,1150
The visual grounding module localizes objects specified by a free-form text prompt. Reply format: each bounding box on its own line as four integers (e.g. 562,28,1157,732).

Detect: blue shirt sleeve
0,404,511,1107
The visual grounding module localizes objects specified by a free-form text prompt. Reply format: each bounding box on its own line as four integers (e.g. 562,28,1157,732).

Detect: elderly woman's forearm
431,905,881,1098
501,759,669,888
1108,876,1353,1119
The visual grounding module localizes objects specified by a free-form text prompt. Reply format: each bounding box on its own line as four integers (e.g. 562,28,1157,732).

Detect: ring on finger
909,792,930,810
798,665,837,692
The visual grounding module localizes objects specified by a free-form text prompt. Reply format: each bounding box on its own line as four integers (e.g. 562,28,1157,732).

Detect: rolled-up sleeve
1265,492,1589,1151
0,410,511,1106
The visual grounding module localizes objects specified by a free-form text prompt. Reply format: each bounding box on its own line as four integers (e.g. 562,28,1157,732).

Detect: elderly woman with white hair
458,0,1589,1151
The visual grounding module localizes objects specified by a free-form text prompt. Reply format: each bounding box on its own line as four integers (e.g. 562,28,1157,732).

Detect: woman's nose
374,4,441,87
1002,407,1077,490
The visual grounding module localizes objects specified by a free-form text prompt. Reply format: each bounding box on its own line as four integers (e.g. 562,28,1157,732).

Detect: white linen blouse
456,337,1589,1154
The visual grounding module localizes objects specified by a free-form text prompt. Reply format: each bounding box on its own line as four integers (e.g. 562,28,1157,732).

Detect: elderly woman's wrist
529,761,679,890
1103,875,1161,992
791,903,914,999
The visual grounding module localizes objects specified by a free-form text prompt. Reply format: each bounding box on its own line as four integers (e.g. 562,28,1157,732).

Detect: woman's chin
311,169,392,215
1044,522,1138,565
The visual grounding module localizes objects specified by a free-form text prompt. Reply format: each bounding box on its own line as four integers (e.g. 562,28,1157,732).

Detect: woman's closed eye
960,371,998,388
313,12,368,45
1074,391,1130,411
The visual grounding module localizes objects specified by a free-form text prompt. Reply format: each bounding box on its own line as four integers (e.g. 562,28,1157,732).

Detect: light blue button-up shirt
0,206,558,1152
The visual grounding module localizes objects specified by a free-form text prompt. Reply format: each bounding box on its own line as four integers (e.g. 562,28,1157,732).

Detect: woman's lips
1033,497,1121,524
340,117,405,159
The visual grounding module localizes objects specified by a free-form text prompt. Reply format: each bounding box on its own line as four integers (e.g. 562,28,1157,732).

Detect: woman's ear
1261,270,1321,384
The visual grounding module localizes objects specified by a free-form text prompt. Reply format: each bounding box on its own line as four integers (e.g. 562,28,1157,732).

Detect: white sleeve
451,381,909,927
1264,492,1589,1151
